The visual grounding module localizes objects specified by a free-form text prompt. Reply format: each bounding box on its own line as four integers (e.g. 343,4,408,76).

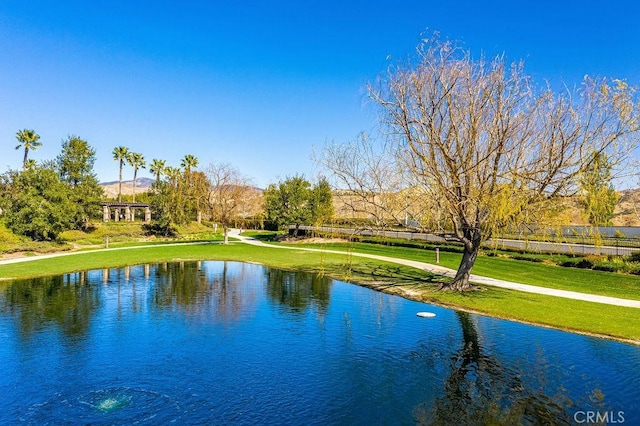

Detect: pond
0,261,638,425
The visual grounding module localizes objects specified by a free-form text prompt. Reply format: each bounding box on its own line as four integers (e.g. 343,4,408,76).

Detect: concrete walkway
231,230,640,309
0,241,216,266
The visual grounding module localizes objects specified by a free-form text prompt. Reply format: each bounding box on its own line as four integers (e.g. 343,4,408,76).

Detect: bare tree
318,133,410,230
319,133,442,233
206,163,253,244
337,35,638,291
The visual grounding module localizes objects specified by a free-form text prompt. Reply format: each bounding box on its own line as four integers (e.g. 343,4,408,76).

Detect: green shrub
0,223,24,244
143,221,177,237
560,258,592,268
592,263,617,272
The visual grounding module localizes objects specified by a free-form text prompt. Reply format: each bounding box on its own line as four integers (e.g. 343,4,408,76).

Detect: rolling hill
100,177,154,199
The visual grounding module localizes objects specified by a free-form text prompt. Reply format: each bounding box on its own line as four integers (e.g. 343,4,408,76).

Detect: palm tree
180,154,199,174
112,146,130,202
180,154,200,222
149,158,166,183
15,129,42,169
127,152,146,203
165,166,181,187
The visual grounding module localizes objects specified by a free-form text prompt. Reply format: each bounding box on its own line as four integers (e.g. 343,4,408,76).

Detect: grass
286,240,640,301
1,221,222,252
313,232,640,274
0,241,638,344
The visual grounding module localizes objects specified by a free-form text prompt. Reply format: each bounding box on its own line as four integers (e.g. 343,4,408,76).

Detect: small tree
206,163,252,243
147,165,196,230
57,135,96,187
1,166,75,240
146,180,179,237
263,175,313,235
310,177,334,224
190,171,210,223
56,135,103,228
579,152,618,226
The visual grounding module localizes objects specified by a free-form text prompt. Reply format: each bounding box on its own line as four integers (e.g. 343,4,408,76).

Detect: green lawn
288,241,640,301
0,241,638,344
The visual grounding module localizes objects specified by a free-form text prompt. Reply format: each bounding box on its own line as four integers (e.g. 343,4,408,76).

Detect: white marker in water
416,312,436,318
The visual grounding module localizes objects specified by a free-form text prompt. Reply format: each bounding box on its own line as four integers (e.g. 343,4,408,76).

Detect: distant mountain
100,177,155,198
566,187,640,226
101,177,154,187
613,188,640,226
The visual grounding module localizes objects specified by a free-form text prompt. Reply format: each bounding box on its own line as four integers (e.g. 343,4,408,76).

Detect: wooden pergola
100,202,151,223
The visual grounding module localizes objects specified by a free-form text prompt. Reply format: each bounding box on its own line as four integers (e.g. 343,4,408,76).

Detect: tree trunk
22,148,29,169
441,226,482,291
132,169,138,203
118,160,123,203
441,246,478,290
223,227,229,244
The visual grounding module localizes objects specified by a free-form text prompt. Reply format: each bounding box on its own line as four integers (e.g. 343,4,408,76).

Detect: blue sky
1,1,639,188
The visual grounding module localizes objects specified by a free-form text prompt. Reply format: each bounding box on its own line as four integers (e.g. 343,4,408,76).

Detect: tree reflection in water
0,263,334,340
264,268,332,314
416,312,572,425
0,261,264,339
0,272,100,343
150,261,260,324
152,261,206,309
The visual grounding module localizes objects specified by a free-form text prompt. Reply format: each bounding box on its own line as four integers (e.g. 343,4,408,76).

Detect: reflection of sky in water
475,316,640,414
0,261,638,424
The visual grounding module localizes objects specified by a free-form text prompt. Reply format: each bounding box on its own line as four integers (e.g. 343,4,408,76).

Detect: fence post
436,247,440,264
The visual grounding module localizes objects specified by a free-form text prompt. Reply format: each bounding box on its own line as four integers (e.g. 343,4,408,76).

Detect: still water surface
0,261,638,425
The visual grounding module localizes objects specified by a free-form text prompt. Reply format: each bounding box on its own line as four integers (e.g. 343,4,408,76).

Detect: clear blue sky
2,0,639,188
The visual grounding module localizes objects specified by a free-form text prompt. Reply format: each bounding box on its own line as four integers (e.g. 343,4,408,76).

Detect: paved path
1,232,639,308
0,241,216,266
231,230,640,308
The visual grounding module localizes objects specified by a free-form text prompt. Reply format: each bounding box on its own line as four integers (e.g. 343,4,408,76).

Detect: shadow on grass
343,261,448,288
339,261,514,307
245,232,280,242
